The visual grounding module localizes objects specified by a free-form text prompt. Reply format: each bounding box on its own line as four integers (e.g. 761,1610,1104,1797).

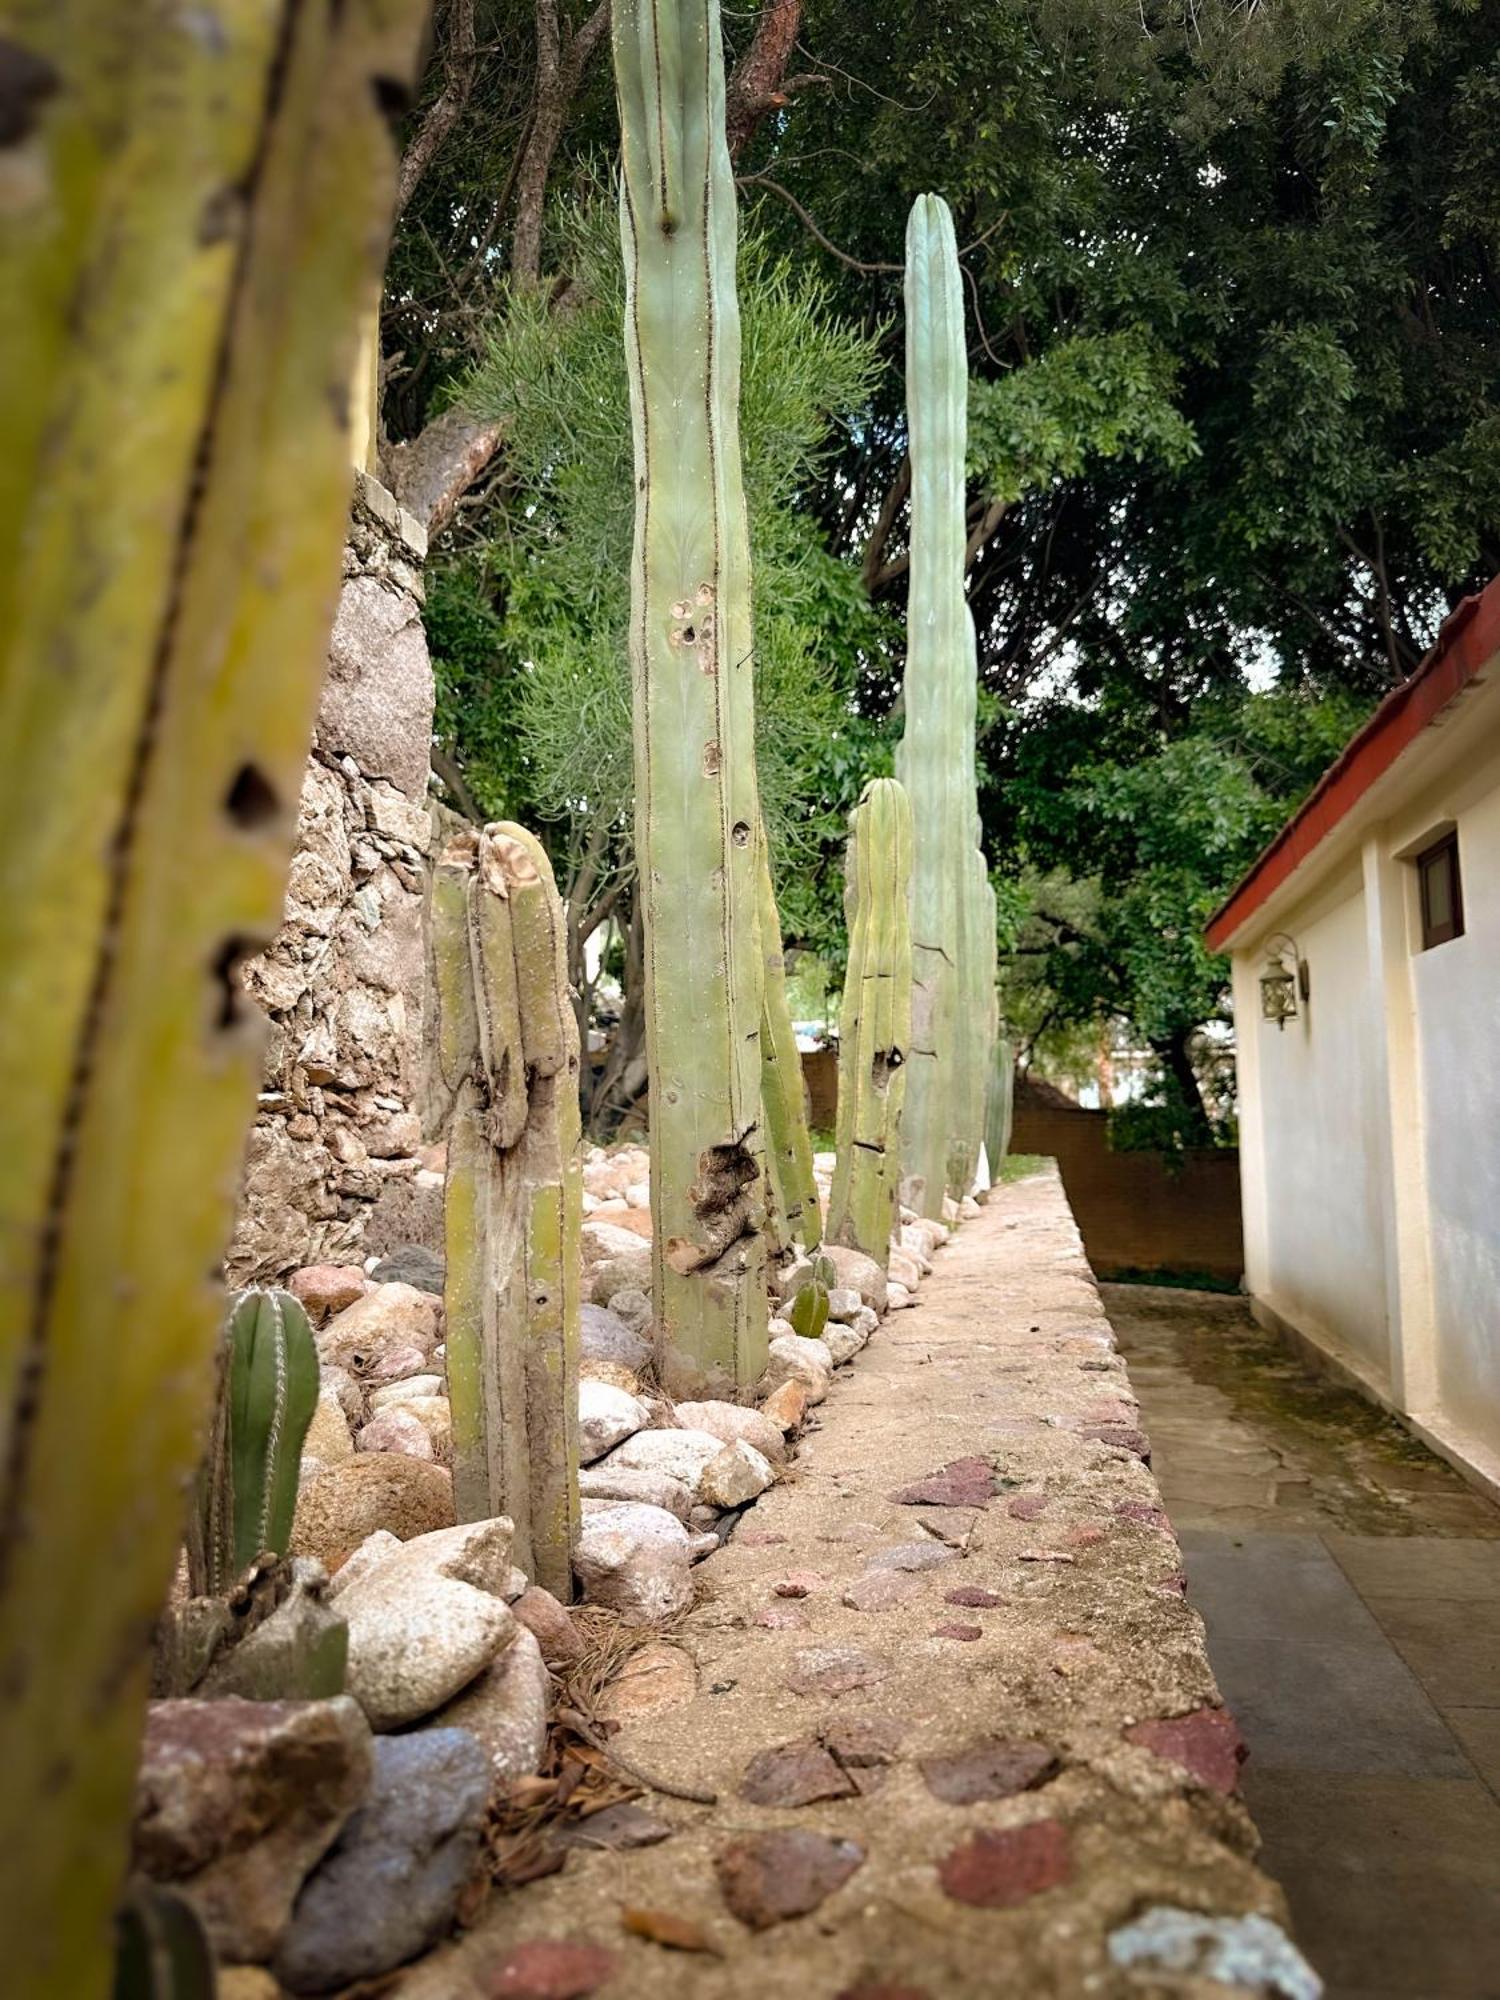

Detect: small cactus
187,1289,320,1599
435,823,582,1600
758,841,822,1253
828,779,913,1265
786,1253,836,1341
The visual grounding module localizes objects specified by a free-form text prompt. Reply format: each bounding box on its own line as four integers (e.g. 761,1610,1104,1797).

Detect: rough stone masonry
229,473,435,1283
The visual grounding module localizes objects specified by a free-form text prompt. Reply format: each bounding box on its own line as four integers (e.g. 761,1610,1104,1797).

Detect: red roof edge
1205,575,1500,952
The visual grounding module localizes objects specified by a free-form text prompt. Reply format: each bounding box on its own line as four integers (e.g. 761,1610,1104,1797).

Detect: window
1417,830,1464,950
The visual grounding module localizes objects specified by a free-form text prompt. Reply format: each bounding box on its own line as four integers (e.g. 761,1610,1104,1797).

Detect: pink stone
490,1941,618,1998
755,1606,808,1630
944,1586,1004,1609
1068,1526,1106,1548
1007,1493,1049,1521
716,1829,865,1929
938,1821,1072,1908
842,1571,920,1613
931,1622,983,1641
1126,1708,1246,1794
773,1571,823,1598
1115,1500,1171,1531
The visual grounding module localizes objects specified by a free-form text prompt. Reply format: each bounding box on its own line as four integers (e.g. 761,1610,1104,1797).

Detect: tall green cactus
758,843,822,1253
986,1034,1015,1177
829,779,914,1264
0,5,427,1994
435,823,582,1601
188,1288,319,1598
896,193,981,1222
614,0,769,1394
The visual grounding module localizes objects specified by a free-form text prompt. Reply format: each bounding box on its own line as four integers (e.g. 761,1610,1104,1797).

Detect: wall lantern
1259,932,1310,1030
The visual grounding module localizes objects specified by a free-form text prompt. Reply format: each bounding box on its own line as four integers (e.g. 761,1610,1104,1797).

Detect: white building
1208,579,1500,1500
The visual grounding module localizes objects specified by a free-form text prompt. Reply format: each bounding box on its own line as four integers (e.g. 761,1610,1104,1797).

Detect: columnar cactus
0,6,425,1993
187,1289,320,1598
896,193,982,1222
828,779,914,1265
758,844,822,1253
947,844,998,1201
435,824,582,1601
986,1034,1015,1176
614,0,769,1393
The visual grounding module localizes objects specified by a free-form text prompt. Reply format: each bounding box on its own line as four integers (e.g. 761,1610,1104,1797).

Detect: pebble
699,1438,776,1508
488,1940,619,1998
288,1265,369,1323
773,1572,823,1598
1125,1708,1246,1794
931,1622,983,1641
919,1738,1059,1804
356,1406,435,1463
510,1584,585,1665
290,1456,455,1573
761,1335,833,1403
760,1380,809,1433
784,1645,890,1696
739,1739,857,1807
673,1399,787,1465
889,1456,997,1508
596,1641,696,1722
316,1283,441,1375
842,1571,920,1612
368,1373,444,1411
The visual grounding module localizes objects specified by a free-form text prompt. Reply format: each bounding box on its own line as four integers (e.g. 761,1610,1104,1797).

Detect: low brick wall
1012,1090,1244,1284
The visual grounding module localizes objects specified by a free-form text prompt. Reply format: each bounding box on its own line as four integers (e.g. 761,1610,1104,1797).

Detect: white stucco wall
1230,688,1500,1496
1410,775,1500,1454
1240,874,1393,1390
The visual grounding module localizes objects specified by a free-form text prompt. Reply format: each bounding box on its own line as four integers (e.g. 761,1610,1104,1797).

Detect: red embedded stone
821,1717,903,1768
1126,1707,1247,1794
716,1829,865,1929
1114,1500,1170,1530
938,1821,1072,1908
1079,1422,1151,1460
837,1988,932,2000
944,1586,1005,1608
755,1605,808,1630
920,1738,1059,1805
488,1940,618,1998
785,1646,890,1696
740,1739,857,1807
1007,1493,1049,1520
931,1621,983,1641
888,1456,997,1508
1068,1525,1106,1548
842,1571,921,1612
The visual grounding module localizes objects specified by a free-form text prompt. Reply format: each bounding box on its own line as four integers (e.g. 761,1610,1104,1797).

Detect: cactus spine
758,843,822,1252
436,825,582,1600
614,0,769,1393
0,5,426,1992
828,779,914,1264
187,1289,319,1598
896,194,985,1221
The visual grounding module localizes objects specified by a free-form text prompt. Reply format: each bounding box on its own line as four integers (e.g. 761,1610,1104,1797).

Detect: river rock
580,1301,652,1372
886,1281,913,1310
589,1249,653,1304
826,1286,864,1322
423,1626,549,1783
317,1284,441,1376
822,1245,888,1313
337,1522,517,1728
133,1695,372,1963
326,1530,402,1599
573,1502,694,1621
291,1457,454,1572
578,1380,652,1463
761,1335,832,1403
511,1584,585,1665
395,1394,453,1463
761,1380,810,1433
368,1373,444,1411
303,1391,353,1466
888,1248,923,1292
699,1438,776,1508
319,1365,364,1428
598,1426,726,1497
288,1266,369,1324
368,1244,444,1295
356,1406,435,1463
822,1322,864,1367
583,1219,651,1262
673,1399,787,1465
275,1731,490,1992
364,1342,432,1384
605,1287,653,1336
579,1464,695,1521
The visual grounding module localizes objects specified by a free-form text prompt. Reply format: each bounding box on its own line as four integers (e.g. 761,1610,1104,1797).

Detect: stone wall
229,474,435,1283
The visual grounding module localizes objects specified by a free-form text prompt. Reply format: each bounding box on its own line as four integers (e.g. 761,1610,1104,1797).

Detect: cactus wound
664,1137,760,1274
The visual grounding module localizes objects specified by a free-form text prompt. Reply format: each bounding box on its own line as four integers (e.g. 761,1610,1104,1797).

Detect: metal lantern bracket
1260,931,1310,1030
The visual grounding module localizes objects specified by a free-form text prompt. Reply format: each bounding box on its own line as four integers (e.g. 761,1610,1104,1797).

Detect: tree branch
736,173,903,276
725,0,805,158
395,0,479,221
511,0,610,287
860,453,910,595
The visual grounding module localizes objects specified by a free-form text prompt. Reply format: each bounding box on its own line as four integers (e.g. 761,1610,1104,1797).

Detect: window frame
1416,829,1464,951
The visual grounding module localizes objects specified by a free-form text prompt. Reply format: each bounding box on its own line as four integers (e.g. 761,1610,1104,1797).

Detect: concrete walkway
405,1173,1300,1999
1106,1284,1500,2000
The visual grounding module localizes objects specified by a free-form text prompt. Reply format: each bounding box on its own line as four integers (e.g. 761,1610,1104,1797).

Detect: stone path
404,1171,1306,2000
1107,1283,1500,2000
